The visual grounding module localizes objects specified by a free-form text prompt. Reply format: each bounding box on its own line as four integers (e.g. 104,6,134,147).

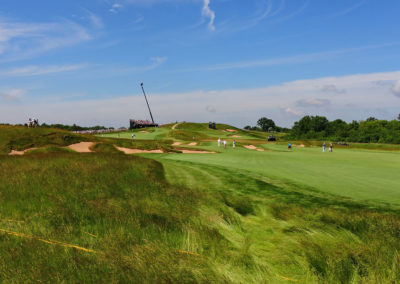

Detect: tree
257,117,276,132
366,117,378,122
397,113,400,121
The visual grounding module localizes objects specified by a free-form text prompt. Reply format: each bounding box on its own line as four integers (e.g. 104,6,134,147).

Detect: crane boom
140,83,155,124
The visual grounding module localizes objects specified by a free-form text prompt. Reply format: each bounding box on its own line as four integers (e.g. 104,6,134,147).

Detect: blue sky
1,0,400,127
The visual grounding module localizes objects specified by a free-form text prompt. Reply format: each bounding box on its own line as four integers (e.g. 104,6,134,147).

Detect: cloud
0,18,92,61
87,11,104,29
0,89,26,101
110,3,124,13
206,105,216,113
374,80,395,87
202,0,215,31
296,98,331,108
2,70,400,127
392,80,400,98
181,43,400,72
321,84,346,94
280,107,305,117
99,57,168,76
0,64,87,77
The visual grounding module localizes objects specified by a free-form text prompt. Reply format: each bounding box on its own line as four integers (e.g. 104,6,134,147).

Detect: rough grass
0,153,226,282
2,124,400,283
157,158,400,283
0,125,89,154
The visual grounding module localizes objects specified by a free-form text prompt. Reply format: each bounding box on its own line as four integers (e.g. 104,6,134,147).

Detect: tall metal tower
140,82,155,124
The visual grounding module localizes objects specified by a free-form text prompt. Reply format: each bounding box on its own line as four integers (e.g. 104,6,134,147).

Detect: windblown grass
0,125,89,154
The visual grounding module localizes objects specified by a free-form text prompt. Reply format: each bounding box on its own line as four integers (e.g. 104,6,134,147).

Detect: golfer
322,142,326,152
288,143,292,150
232,140,236,149
329,143,333,152
218,138,221,147
223,140,227,149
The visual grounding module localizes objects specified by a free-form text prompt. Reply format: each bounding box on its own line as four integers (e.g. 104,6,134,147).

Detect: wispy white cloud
0,64,87,77
86,10,104,29
202,0,215,31
180,42,400,72
110,3,124,13
330,0,366,18
100,57,167,76
0,18,92,62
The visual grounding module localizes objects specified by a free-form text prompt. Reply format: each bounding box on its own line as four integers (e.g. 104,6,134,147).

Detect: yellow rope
178,250,201,257
84,232,97,238
0,228,102,254
277,274,298,282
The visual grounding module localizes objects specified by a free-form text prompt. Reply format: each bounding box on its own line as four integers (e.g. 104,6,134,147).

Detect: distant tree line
289,115,400,143
246,114,400,144
244,117,290,133
40,123,112,131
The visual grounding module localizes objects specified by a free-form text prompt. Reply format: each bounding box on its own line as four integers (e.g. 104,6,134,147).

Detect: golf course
1,122,400,283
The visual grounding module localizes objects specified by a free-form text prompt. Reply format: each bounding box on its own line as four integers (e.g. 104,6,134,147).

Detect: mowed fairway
157,143,400,206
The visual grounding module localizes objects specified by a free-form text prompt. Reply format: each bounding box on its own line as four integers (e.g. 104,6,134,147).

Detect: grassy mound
0,125,89,154
0,153,224,282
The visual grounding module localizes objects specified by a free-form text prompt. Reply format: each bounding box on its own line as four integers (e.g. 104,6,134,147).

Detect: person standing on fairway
322,142,326,152
223,140,227,149
329,143,333,152
218,138,221,147
232,140,236,149
288,142,292,150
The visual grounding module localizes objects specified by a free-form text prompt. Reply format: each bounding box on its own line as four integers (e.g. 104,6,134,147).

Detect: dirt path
188,142,197,146
67,142,95,153
172,142,182,146
172,122,182,130
115,146,163,154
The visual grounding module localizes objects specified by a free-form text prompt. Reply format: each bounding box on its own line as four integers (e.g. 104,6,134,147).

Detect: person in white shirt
218,138,221,147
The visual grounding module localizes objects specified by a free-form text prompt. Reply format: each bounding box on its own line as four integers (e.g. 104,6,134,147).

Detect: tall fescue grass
0,153,223,282
0,125,89,154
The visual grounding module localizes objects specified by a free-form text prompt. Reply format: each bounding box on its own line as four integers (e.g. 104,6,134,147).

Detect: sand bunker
231,135,242,138
244,145,264,152
139,131,149,133
180,150,216,154
292,144,306,148
115,146,163,154
172,142,182,146
8,148,37,156
225,129,237,132
67,142,95,153
188,142,197,146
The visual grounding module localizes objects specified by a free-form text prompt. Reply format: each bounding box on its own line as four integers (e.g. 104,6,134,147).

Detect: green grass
0,125,89,154
157,142,400,206
2,123,400,282
0,153,222,282
100,127,169,140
